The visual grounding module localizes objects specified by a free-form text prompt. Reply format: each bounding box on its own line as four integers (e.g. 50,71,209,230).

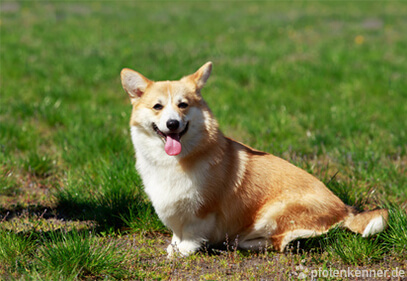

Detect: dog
120,62,388,257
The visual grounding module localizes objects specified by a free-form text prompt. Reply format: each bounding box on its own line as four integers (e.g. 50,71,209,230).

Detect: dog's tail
343,207,388,237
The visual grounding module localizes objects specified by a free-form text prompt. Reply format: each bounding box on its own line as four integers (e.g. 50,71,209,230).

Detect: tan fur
120,62,388,256
344,209,389,236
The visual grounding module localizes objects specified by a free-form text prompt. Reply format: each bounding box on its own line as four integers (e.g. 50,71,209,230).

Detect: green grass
0,229,128,280
56,153,165,231
324,228,386,265
381,205,407,258
38,230,128,280
0,230,36,275
1,1,406,279
23,151,55,178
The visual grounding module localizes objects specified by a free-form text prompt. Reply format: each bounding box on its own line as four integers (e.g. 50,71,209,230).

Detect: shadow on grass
0,204,55,221
0,185,163,234
52,152,166,233
56,186,164,232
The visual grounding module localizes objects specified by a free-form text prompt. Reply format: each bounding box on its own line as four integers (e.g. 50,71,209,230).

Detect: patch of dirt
119,233,407,280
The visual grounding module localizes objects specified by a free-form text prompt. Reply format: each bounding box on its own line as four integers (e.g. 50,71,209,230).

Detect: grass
324,228,386,265
0,230,36,275
38,230,128,280
0,228,128,280
1,0,407,279
381,205,407,258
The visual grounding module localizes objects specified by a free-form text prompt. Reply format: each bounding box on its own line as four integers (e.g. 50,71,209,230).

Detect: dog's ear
182,62,212,91
120,68,152,100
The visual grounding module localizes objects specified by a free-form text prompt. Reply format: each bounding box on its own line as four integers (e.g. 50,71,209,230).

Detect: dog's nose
166,119,180,131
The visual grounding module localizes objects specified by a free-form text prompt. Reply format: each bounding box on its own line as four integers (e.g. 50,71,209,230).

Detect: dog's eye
153,104,163,110
178,102,188,109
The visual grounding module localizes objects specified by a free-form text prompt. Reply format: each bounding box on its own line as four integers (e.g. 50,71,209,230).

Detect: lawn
1,1,406,280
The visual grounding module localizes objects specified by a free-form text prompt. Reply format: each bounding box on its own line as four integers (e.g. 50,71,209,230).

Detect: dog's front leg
166,233,181,257
166,229,206,258
166,213,216,258
167,238,203,258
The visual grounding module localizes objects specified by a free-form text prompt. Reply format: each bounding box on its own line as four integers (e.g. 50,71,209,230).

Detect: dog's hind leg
271,229,325,252
271,208,389,252
239,238,270,251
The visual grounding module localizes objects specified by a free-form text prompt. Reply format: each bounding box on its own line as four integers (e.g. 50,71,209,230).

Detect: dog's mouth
152,122,189,156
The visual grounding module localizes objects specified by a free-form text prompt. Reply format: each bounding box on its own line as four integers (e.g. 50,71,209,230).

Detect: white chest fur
130,126,208,230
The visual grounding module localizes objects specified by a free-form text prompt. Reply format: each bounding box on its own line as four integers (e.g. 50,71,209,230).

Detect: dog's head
121,62,213,156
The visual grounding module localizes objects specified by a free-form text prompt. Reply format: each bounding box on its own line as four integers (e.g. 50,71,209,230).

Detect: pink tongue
164,134,182,156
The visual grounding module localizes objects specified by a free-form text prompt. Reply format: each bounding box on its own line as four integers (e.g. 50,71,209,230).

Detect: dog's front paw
166,240,200,258
166,243,178,258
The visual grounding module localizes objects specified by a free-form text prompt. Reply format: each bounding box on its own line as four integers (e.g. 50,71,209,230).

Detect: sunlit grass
0,230,36,276
38,230,128,280
324,228,385,265
380,205,407,258
1,1,406,279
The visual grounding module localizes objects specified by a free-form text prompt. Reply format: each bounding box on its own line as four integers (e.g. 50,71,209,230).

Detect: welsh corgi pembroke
120,62,388,257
